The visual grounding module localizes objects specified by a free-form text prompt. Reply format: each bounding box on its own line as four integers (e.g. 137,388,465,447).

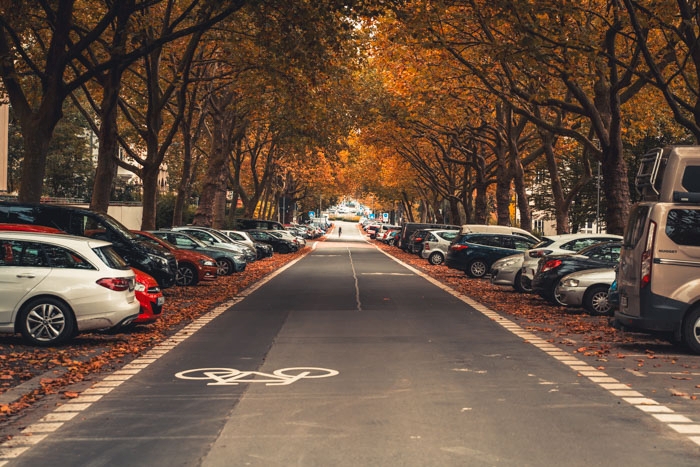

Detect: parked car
445,233,538,278
132,231,218,286
269,229,305,248
371,224,400,241
406,228,436,255
0,202,178,288
381,229,401,246
420,229,460,265
489,253,528,292
396,222,460,250
131,268,164,325
555,268,617,315
172,227,256,263
246,229,298,254
220,230,274,259
0,231,140,345
148,230,246,275
532,241,622,305
519,233,623,292
616,145,700,353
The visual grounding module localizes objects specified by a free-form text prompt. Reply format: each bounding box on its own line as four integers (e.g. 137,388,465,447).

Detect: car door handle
16,273,36,278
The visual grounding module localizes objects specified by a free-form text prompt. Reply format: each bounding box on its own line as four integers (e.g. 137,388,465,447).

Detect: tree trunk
17,120,54,201
600,137,630,235
140,162,160,230
90,72,123,214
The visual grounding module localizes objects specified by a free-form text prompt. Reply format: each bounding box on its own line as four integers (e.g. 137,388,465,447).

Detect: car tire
177,263,198,287
681,307,700,354
513,271,527,293
583,285,612,316
428,251,444,265
467,259,487,278
546,283,564,305
18,297,76,346
279,244,290,254
216,258,234,275
519,272,533,293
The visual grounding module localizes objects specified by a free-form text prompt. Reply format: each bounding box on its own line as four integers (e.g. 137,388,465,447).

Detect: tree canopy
1,0,695,233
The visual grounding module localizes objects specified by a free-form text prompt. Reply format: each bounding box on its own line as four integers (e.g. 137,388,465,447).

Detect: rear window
92,245,131,270
682,166,700,192
463,235,501,247
624,205,651,248
531,238,555,249
666,209,700,246
438,231,458,241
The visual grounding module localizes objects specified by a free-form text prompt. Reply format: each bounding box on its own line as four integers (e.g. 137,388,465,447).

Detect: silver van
615,146,700,353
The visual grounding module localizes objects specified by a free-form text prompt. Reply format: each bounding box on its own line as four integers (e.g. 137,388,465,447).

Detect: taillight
97,277,132,291
541,259,562,273
450,244,468,251
640,220,656,288
424,243,431,251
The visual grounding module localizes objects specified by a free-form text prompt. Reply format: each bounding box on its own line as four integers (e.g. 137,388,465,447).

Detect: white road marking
374,244,700,451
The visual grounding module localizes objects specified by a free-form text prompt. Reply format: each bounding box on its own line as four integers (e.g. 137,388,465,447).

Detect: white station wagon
0,231,140,346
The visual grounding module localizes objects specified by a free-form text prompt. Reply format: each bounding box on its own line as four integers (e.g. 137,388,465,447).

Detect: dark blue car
445,233,538,278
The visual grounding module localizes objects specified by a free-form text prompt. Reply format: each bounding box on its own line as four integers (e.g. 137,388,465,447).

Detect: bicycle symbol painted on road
174,367,339,386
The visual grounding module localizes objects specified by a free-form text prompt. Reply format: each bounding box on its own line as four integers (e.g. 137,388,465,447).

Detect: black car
445,233,538,278
246,229,297,253
532,241,622,305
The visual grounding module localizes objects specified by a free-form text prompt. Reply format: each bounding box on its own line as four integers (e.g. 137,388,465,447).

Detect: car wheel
18,297,76,346
583,285,612,316
681,307,700,354
216,258,234,275
513,271,527,293
177,263,198,286
552,285,568,306
428,251,444,265
519,272,533,293
467,259,487,278
279,244,290,254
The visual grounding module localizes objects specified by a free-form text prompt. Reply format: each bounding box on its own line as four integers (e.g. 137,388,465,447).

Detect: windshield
95,212,137,240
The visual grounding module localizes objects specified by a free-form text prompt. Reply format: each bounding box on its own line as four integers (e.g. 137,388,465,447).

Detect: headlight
561,278,579,287
200,259,215,266
147,253,169,267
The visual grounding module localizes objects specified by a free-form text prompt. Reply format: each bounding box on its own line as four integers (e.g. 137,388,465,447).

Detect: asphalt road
1,221,699,466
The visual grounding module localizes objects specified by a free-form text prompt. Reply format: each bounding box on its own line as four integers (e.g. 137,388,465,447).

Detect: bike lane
2,222,699,466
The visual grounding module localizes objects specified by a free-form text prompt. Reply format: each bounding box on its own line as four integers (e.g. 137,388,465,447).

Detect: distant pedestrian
338,226,342,237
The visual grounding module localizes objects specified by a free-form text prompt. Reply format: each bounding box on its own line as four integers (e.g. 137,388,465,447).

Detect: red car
131,268,164,324
131,230,218,286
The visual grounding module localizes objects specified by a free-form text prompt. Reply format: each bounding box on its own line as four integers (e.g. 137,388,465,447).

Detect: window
44,244,95,269
624,205,650,248
682,166,700,193
438,231,458,241
666,209,700,246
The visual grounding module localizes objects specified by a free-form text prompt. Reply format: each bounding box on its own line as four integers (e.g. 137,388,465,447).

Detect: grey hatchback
445,233,539,278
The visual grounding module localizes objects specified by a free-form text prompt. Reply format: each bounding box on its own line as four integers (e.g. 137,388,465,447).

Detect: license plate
157,296,165,306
